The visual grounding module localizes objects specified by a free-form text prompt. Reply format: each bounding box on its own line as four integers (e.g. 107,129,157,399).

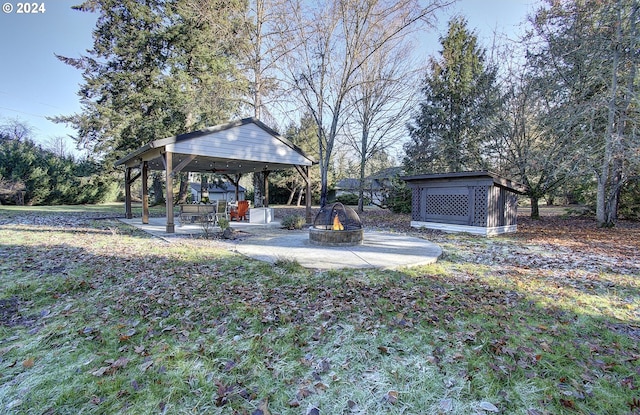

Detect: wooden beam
127,171,141,185
165,151,175,233
142,161,149,224
171,154,197,176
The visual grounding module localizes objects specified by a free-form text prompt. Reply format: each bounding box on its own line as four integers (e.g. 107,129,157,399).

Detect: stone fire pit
309,202,364,246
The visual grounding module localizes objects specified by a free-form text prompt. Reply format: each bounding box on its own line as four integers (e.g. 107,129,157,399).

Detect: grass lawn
0,205,638,414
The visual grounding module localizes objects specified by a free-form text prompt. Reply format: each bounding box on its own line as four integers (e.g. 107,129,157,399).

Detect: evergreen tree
405,17,502,174
0,120,110,205
53,0,248,168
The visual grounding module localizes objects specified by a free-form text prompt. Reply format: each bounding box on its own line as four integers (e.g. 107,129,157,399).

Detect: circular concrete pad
233,230,441,270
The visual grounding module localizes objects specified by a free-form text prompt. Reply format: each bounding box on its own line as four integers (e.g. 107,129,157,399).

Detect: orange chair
230,200,249,221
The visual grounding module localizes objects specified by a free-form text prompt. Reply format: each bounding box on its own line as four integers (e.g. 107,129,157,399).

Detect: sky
0,0,541,156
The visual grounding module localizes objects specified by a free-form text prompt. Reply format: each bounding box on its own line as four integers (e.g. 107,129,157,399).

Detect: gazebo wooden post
124,167,133,219
164,151,175,233
141,161,149,224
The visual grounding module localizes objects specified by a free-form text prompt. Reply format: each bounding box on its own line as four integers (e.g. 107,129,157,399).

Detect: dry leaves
2,209,639,414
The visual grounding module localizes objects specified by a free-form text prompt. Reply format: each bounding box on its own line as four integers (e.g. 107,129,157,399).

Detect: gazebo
115,118,315,233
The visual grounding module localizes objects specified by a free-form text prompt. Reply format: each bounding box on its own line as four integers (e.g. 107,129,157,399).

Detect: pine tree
405,17,502,174
53,0,248,167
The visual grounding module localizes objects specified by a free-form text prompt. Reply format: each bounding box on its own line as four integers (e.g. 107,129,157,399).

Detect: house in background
190,181,245,203
334,167,404,205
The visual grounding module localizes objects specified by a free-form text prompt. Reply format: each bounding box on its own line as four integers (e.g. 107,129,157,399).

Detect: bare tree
529,0,640,226
283,0,450,207
45,136,71,159
342,42,419,212
491,57,580,219
242,0,297,206
0,118,32,141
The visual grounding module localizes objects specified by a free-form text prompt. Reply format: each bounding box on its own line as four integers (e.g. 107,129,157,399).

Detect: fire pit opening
309,202,364,246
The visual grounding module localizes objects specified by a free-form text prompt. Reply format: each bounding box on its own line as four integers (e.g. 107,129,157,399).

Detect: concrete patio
119,217,441,270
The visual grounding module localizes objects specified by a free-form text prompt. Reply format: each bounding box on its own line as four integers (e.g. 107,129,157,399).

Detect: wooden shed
401,171,526,236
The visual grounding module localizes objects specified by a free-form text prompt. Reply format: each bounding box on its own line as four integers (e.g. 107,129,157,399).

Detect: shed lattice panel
426,194,469,217
473,186,488,226
411,188,422,221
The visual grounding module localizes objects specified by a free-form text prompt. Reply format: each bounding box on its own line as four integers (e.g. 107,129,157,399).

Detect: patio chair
213,200,228,224
230,200,249,221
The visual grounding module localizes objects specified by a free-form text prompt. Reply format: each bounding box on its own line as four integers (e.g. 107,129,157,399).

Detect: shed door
423,187,471,225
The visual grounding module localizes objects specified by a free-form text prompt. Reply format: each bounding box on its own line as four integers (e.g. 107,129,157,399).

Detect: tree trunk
357,127,368,213
605,164,623,226
296,187,304,207
530,196,540,220
152,173,164,205
177,173,189,204
253,172,263,207
286,186,297,205
597,1,622,227
319,157,329,208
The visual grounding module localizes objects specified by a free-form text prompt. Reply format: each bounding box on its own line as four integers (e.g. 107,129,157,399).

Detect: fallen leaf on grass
384,390,399,404
378,345,389,355
252,399,270,415
479,401,499,412
314,382,329,391
560,398,575,409
91,366,111,377
111,357,129,368
288,398,300,407
91,356,129,376
296,386,314,400
439,398,453,412
452,352,465,361
139,360,154,372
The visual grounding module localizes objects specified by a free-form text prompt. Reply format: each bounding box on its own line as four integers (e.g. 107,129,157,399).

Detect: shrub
335,193,360,205
382,178,412,214
620,179,640,220
281,214,306,230
217,217,230,231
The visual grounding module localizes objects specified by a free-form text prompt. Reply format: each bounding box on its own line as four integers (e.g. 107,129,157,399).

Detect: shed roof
114,117,315,174
401,171,527,194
